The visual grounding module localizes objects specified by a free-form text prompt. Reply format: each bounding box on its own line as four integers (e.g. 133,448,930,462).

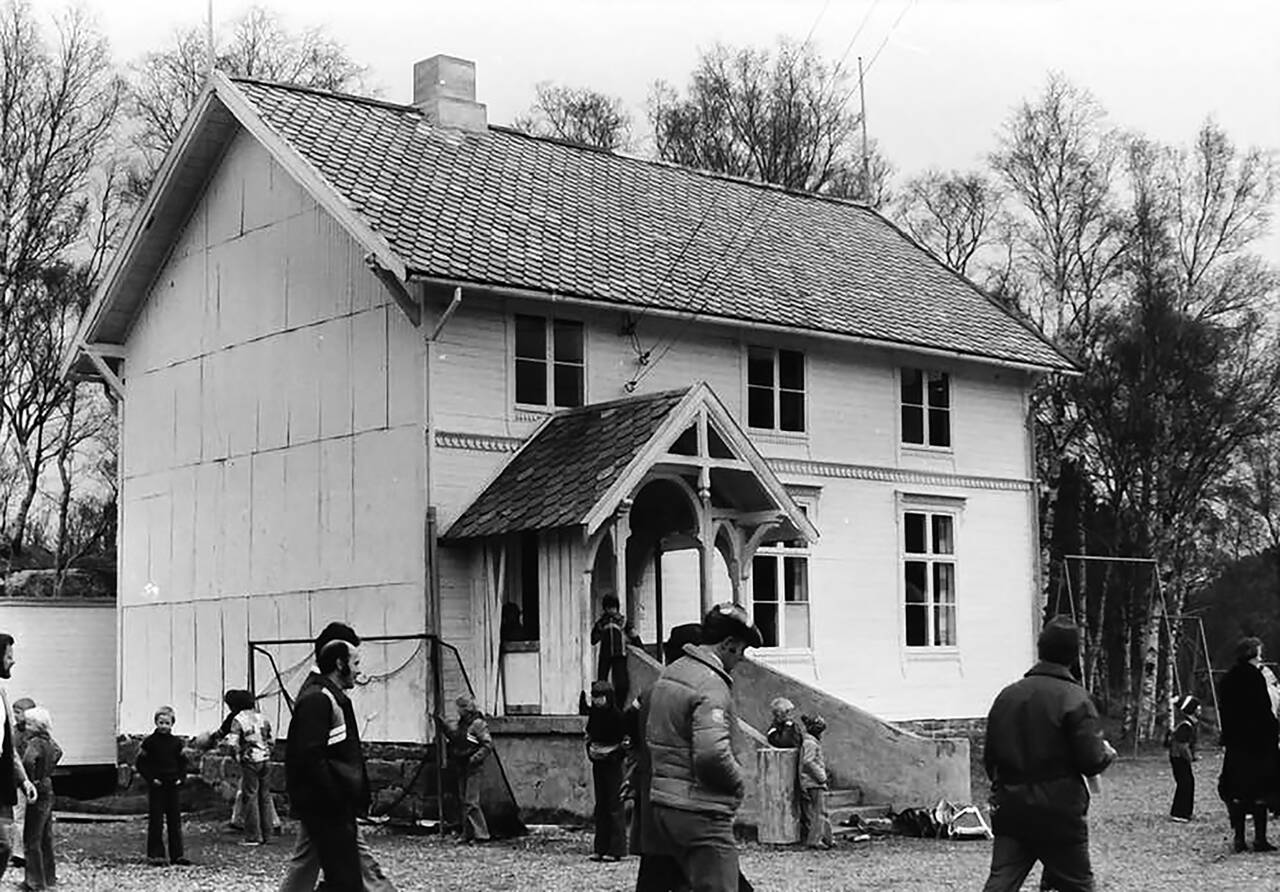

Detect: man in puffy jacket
982,616,1116,892
644,603,762,892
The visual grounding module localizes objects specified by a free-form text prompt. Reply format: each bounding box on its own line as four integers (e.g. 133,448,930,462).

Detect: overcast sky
38,0,1280,261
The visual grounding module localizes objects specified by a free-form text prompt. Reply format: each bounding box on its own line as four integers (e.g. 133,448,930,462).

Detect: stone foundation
117,736,440,820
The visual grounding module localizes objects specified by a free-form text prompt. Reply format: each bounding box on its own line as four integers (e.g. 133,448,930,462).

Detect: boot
1231,804,1248,853
1255,809,1276,852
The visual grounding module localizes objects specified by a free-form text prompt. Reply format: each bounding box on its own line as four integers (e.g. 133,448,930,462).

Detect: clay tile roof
445,388,689,539
232,79,1073,372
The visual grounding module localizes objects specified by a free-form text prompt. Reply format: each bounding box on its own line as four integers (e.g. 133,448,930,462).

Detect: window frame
744,345,808,435
512,313,586,410
899,498,961,652
748,500,815,651
899,367,953,451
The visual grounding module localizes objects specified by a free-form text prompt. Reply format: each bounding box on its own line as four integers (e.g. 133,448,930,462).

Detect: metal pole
857,56,869,202
206,0,215,75
1197,617,1221,733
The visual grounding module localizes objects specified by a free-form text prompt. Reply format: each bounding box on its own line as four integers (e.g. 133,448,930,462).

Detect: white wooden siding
118,129,426,740
430,292,1038,720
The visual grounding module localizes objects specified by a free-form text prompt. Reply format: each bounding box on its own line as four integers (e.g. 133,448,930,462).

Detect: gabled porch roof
444,383,818,545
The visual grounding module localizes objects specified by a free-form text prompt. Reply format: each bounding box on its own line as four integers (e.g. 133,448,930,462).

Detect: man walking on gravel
644,603,761,892
282,622,371,892
982,616,1116,892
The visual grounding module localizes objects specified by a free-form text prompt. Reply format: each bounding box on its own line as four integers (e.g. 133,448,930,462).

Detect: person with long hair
1217,636,1280,853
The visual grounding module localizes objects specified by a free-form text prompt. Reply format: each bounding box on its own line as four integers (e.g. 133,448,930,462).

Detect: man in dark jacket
0,635,39,881
283,623,370,892
982,616,1115,892
644,603,762,892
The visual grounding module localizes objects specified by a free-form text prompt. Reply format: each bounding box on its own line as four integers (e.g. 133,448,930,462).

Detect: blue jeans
241,761,271,843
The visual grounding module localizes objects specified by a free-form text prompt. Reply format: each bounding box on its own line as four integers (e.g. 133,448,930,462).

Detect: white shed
0,595,117,768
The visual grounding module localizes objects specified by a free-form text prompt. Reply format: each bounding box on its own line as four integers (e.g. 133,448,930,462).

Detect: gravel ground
30,749,1280,891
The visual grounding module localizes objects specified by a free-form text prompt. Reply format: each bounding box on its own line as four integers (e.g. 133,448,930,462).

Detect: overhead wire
620,0,840,376
628,0,900,387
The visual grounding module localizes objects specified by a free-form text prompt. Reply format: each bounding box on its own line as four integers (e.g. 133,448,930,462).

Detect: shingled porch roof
444,384,817,543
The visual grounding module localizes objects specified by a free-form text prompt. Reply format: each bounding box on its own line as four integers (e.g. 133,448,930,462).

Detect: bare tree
990,73,1128,346
648,38,892,202
512,82,632,151
891,169,1007,275
0,1,122,555
129,5,367,177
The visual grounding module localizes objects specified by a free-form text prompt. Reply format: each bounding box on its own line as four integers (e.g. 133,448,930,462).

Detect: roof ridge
230,77,873,214
488,123,876,211
230,76,419,115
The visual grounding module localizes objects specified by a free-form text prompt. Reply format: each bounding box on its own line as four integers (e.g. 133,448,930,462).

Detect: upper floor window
901,368,950,448
515,315,583,408
747,346,805,432
751,525,810,649
903,509,957,648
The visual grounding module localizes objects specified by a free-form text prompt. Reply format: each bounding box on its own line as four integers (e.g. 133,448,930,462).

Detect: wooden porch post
613,503,632,622
697,465,714,614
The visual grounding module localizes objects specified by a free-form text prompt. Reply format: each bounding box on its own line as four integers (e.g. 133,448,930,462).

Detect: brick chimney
413,55,487,132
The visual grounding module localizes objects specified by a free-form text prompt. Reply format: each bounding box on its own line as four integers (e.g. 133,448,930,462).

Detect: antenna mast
858,55,870,202
206,0,215,75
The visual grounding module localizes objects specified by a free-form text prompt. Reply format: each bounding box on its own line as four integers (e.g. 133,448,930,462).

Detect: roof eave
410,272,1078,377
63,72,411,383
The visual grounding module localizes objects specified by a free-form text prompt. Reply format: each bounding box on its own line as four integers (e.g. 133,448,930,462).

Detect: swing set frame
1057,554,1219,754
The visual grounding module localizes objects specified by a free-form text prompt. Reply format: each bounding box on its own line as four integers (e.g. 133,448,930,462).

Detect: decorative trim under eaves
767,458,1032,492
435,430,523,453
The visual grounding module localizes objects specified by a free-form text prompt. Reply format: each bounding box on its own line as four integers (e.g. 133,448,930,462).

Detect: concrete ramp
629,648,971,813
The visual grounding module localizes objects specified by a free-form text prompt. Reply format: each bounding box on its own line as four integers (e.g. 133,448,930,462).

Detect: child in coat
1169,694,1200,822
8,697,35,869
19,707,60,890
136,706,189,865
799,714,833,849
766,697,803,749
220,690,275,845
582,680,627,862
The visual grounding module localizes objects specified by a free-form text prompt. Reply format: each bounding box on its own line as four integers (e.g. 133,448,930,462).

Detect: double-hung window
901,368,951,448
747,346,805,432
903,509,957,648
751,526,811,649
514,315,584,409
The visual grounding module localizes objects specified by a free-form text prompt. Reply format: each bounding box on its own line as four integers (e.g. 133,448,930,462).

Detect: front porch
443,383,817,717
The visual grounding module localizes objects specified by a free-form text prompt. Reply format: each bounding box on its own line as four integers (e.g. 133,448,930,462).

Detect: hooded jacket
984,660,1113,843
645,643,744,817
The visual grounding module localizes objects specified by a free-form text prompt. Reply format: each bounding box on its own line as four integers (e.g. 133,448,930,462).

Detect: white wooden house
65,55,1072,762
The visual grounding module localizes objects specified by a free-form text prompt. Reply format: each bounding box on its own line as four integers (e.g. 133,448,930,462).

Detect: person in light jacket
798,714,832,850
644,603,762,892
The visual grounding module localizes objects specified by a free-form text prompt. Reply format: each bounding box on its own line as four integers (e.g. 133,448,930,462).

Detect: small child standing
19,707,60,890
1168,694,1200,822
221,690,274,845
136,706,190,865
766,697,803,749
582,680,627,862
798,714,833,849
9,697,36,869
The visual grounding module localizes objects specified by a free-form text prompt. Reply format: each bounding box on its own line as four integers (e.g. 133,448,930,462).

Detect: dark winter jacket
1217,661,1280,803
136,731,188,784
285,673,371,819
22,730,63,794
984,660,1114,843
645,644,744,818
